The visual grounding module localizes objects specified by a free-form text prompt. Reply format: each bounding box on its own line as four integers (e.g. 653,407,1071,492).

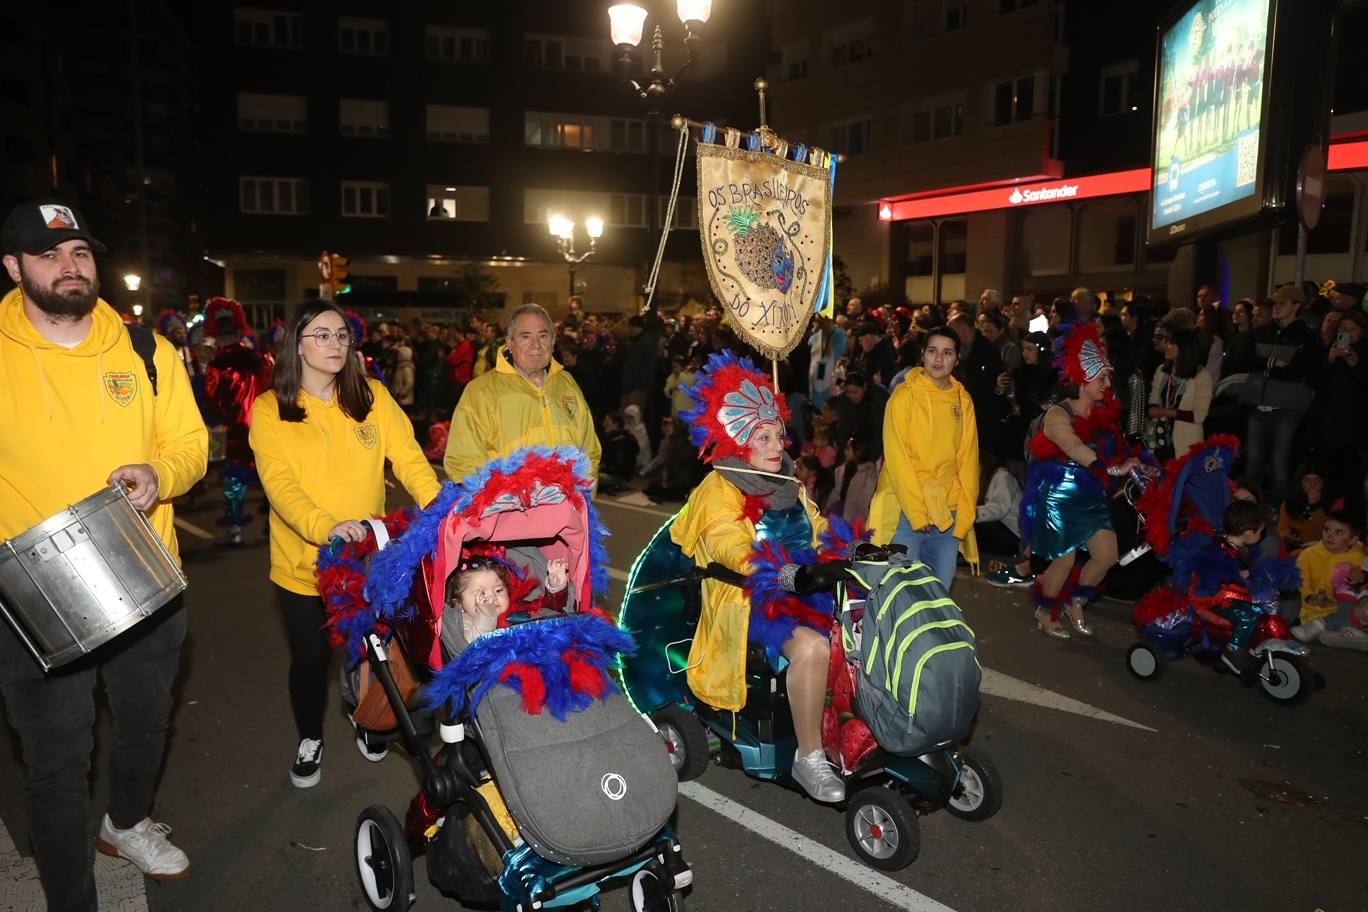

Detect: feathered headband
157,310,187,337
1053,320,1111,386
204,296,250,339
679,350,790,463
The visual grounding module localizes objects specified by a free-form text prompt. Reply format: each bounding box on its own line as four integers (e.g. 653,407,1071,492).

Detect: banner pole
772,357,780,396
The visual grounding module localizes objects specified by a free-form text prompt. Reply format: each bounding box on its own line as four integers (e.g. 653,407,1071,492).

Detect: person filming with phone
1307,308,1368,503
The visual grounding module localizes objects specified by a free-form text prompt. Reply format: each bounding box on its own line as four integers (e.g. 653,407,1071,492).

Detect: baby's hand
1347,566,1366,587
1239,569,1250,580
546,558,569,593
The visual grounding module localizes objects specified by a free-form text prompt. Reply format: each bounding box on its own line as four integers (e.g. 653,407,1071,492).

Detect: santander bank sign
884,169,1149,221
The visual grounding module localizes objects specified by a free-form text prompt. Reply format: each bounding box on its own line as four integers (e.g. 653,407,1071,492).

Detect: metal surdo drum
0,483,187,671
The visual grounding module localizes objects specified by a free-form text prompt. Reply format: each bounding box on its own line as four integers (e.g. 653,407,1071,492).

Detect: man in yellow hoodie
0,200,208,908
443,303,601,484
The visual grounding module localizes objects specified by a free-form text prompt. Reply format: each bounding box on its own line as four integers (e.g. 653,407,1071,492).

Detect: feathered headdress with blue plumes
679,350,791,464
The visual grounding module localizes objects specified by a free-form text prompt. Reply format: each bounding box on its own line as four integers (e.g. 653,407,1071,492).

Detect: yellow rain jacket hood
868,368,979,569
0,289,208,559
443,347,601,484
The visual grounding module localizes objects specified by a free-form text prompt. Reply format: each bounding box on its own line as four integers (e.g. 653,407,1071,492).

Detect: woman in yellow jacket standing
250,300,440,789
869,327,980,589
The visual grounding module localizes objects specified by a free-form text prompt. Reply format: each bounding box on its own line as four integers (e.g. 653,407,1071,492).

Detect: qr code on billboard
1236,133,1258,187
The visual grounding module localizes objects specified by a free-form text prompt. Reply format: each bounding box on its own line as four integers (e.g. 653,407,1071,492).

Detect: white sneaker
791,749,845,803
290,738,323,788
1290,619,1326,642
96,815,189,880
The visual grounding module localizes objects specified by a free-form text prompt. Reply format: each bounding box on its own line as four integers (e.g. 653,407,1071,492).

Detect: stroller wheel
845,787,921,871
1126,643,1164,681
651,705,711,781
630,867,686,912
945,753,1004,821
355,805,414,911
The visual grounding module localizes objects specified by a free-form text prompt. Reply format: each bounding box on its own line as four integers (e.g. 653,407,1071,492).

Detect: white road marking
0,815,148,911
598,496,674,519
979,668,1157,732
607,567,629,582
680,781,960,912
173,517,214,540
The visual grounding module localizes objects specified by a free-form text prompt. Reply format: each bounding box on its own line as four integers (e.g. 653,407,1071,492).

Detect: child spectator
974,450,1023,558
1291,511,1367,641
664,355,699,417
1318,557,1368,650
824,436,879,524
800,426,839,470
1278,461,1328,557
795,454,833,509
623,404,653,474
599,412,639,493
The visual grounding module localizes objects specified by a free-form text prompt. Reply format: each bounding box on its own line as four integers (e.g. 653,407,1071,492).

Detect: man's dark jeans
1244,407,1304,508
0,596,186,912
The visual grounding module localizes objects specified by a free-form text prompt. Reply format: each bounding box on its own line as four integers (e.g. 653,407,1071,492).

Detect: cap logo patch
40,205,78,231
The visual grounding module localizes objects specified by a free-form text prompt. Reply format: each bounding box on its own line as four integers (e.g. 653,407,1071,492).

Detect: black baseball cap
2,199,107,255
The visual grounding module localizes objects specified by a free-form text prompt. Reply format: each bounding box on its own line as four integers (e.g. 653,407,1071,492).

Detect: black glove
781,561,851,594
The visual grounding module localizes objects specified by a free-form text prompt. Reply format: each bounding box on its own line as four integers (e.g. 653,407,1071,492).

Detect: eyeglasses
302,329,352,347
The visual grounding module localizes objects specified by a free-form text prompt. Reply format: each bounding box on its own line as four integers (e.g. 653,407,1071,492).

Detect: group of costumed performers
249,298,439,787
203,296,274,544
1022,321,1153,639
671,351,860,804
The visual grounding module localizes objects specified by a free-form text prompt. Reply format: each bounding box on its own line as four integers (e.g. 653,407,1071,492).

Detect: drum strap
126,324,159,396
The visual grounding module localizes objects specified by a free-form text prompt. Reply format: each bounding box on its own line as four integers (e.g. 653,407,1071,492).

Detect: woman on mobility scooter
1022,321,1151,639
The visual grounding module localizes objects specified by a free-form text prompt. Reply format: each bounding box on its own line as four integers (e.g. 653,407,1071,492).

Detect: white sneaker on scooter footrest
791,749,845,803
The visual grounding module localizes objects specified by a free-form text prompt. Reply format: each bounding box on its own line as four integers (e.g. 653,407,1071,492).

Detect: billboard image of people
1152,0,1270,233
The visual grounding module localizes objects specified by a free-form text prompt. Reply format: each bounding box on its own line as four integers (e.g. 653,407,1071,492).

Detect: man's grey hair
1071,286,1096,308
980,289,1002,306
506,303,554,340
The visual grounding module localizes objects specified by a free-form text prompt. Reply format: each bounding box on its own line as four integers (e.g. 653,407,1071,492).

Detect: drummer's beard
21,267,100,320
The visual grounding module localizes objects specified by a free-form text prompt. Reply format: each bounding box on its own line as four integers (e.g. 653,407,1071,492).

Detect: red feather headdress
1053,320,1111,386
679,350,790,464
204,296,250,340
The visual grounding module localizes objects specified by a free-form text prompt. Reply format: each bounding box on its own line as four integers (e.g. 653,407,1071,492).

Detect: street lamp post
548,215,605,300
607,2,712,312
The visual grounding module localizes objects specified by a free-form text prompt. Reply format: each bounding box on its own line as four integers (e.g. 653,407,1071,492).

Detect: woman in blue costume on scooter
671,352,849,803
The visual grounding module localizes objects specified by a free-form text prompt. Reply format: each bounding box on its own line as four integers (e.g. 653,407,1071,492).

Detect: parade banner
696,132,836,360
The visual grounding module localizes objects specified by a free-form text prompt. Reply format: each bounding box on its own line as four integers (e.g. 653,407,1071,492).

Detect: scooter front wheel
846,787,921,871
1258,653,1310,705
946,753,1003,821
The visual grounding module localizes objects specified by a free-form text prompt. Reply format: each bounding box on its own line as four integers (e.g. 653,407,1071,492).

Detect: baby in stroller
322,447,691,912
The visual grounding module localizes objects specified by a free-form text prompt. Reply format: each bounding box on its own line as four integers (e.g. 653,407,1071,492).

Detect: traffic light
330,253,351,296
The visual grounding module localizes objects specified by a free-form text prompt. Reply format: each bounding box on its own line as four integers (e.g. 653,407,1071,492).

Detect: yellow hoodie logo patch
354,424,378,449
561,396,577,420
104,371,138,407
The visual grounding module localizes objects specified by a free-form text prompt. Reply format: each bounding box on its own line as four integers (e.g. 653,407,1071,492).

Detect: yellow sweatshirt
868,368,980,547
1296,541,1367,624
0,290,207,560
443,348,601,484
250,379,441,595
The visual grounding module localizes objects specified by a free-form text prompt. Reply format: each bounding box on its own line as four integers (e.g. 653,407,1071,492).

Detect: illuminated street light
123,273,142,292
132,304,144,317
547,215,603,298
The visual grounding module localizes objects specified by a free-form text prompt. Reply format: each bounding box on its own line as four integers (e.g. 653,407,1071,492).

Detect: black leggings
275,585,333,741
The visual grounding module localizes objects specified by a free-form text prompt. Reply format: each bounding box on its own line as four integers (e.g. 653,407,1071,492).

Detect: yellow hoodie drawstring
97,350,106,424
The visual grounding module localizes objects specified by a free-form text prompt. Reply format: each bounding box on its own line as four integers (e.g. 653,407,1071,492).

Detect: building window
426,185,490,221
234,8,304,49
233,267,287,302
239,176,309,214
610,119,646,153
992,75,1036,126
524,34,607,73
339,99,389,138
425,105,490,143
609,194,647,228
341,181,390,218
525,113,642,152
824,117,871,156
991,0,1038,13
780,41,809,81
902,97,964,145
237,93,307,133
659,196,698,229
826,18,875,68
425,26,491,63
348,274,399,294
1099,61,1140,117
944,2,969,32
338,17,387,55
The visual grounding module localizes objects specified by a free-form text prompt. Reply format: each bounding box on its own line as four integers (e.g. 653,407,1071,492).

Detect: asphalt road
2,483,1365,912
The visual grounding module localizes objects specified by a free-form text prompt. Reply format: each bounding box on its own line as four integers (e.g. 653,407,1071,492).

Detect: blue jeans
0,597,186,912
1244,407,1303,508
891,514,961,591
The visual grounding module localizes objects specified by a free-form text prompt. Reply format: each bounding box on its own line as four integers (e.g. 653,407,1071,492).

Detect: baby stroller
320,448,691,911
617,517,1001,871
1122,437,1312,704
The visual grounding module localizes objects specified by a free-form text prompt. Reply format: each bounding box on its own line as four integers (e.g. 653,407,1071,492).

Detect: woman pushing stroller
672,352,849,803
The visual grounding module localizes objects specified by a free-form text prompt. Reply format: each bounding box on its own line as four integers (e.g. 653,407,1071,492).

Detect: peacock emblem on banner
727,206,795,294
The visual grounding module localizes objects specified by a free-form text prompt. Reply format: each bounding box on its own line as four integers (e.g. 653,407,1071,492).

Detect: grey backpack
841,556,981,757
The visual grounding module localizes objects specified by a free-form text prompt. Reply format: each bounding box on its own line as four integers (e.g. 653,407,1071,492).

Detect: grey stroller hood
475,684,678,867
